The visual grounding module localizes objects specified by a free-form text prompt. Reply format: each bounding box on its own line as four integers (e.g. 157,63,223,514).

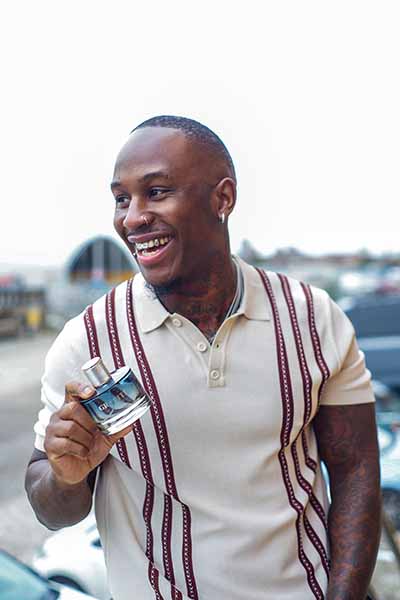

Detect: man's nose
122,198,147,230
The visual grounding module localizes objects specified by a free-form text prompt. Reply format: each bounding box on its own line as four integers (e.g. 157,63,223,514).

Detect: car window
0,552,58,600
345,298,400,338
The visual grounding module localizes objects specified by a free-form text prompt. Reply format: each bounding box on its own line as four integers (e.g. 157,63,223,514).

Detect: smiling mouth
134,235,173,257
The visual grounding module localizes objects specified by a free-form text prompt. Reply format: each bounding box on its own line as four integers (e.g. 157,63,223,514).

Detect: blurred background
1,1,400,598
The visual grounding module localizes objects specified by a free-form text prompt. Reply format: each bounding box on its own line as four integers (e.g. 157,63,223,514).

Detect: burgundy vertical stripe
278,275,313,426
279,275,317,470
126,279,196,600
106,289,125,368
257,269,325,599
301,283,330,401
125,282,182,600
149,564,163,600
301,433,317,473
105,290,131,468
84,297,164,600
279,274,328,535
162,495,174,586
84,306,100,357
291,442,329,536
108,287,166,600
290,445,330,575
132,417,163,600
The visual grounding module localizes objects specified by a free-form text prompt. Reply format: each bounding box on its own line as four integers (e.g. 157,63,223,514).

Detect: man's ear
213,177,236,222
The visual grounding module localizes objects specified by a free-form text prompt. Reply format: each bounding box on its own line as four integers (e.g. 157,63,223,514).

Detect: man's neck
150,254,237,341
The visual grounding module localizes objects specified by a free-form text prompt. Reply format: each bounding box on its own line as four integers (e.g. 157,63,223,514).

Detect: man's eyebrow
110,171,170,191
110,180,121,191
140,170,171,183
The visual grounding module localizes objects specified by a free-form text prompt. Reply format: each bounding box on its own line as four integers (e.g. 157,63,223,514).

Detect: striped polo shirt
34,257,375,600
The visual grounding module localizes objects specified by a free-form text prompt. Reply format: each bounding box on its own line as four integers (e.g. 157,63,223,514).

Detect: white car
32,513,111,600
0,549,98,600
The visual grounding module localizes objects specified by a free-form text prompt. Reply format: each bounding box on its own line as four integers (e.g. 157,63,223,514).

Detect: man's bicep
313,403,379,473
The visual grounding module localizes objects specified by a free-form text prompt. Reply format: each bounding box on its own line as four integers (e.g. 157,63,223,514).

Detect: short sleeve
34,319,85,451
319,297,375,406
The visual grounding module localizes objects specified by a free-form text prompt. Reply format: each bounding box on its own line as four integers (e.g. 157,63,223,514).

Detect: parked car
341,295,400,391
373,380,400,429
370,381,400,529
0,549,97,599
377,416,400,531
32,514,110,600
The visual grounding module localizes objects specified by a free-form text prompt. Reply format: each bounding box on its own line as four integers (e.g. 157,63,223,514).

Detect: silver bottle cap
81,357,112,388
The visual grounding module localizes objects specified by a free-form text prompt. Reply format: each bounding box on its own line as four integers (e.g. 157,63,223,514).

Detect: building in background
0,275,45,337
0,236,137,337
47,235,137,329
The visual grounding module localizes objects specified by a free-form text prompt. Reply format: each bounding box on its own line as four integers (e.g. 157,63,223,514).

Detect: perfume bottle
81,357,152,435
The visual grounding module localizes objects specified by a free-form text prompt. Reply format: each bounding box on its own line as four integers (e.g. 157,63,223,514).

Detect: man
26,116,381,599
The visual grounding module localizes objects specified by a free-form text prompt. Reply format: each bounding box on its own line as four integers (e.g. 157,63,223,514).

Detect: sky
1,1,400,267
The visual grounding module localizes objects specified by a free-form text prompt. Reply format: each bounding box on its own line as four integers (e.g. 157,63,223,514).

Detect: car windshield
0,552,58,600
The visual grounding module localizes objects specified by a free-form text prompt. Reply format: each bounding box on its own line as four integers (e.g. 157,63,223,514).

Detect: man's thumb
65,381,95,403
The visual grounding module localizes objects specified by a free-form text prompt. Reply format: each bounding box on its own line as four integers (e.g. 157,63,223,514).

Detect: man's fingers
50,400,97,435
45,436,90,460
49,420,94,451
65,381,95,403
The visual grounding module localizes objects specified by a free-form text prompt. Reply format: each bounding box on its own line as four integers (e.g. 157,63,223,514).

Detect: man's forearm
326,459,381,600
25,459,93,530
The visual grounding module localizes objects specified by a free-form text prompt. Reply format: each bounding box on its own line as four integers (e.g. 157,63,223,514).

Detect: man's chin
144,277,183,297
136,257,183,294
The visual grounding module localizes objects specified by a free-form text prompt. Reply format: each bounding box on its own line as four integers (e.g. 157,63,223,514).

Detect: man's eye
148,188,168,198
115,195,129,205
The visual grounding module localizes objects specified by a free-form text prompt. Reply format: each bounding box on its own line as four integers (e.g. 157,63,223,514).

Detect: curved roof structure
66,235,137,284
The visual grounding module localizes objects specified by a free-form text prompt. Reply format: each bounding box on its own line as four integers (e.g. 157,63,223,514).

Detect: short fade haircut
131,115,236,181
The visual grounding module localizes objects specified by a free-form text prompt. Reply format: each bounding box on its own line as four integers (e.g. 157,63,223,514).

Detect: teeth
136,236,171,251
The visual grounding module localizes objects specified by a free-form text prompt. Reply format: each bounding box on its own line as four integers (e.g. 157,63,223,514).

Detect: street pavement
0,332,58,562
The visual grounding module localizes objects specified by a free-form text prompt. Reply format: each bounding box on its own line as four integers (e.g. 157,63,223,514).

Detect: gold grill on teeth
136,237,171,251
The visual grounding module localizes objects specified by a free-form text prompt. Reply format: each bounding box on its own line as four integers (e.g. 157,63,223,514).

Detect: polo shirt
33,257,375,600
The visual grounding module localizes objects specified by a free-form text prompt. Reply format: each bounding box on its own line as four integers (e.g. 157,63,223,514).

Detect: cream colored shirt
34,258,375,600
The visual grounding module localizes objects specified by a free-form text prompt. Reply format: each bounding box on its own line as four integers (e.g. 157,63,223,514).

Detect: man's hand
44,381,132,487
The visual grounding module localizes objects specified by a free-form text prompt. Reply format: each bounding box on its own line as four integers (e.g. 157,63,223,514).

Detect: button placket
167,314,211,381
208,336,225,387
208,317,237,387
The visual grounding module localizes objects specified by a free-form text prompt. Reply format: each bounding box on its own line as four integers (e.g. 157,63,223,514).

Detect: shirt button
210,369,220,380
172,318,182,327
197,342,207,352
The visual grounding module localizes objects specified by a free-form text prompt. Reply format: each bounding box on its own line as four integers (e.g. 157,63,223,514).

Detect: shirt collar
132,255,270,334
234,256,271,321
132,275,170,333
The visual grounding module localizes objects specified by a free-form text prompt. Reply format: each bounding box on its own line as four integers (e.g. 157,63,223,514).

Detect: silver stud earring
220,213,225,224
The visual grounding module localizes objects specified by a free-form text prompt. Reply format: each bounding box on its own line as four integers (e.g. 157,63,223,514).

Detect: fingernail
82,386,93,395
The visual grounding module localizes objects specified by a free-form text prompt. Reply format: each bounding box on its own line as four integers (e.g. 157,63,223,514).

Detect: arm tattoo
314,404,381,600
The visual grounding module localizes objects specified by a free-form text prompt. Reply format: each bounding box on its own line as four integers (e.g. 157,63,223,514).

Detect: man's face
112,127,224,289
